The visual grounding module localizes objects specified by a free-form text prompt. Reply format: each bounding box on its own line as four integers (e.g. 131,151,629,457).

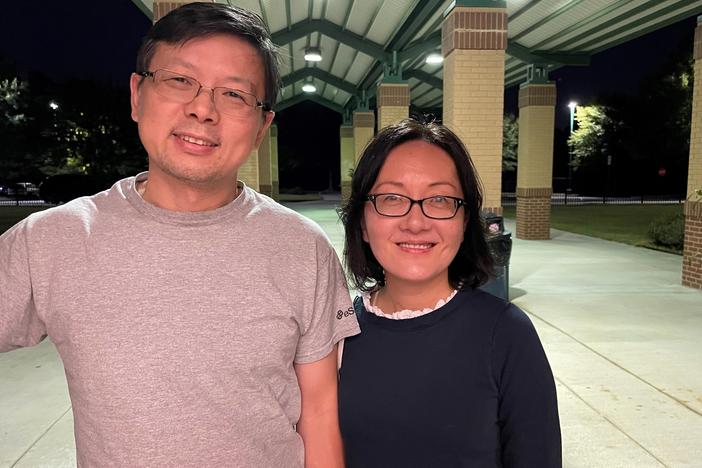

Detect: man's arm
0,220,45,352
294,345,344,468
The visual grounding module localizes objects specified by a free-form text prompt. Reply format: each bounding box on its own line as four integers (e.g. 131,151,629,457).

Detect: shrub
648,213,685,251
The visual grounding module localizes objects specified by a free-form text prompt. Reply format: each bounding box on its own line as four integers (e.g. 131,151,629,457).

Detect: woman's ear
361,217,369,242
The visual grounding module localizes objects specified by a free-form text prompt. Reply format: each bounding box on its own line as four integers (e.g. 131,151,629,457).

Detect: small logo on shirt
336,306,354,320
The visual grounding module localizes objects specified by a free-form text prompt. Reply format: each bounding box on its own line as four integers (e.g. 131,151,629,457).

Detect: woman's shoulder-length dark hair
339,118,494,292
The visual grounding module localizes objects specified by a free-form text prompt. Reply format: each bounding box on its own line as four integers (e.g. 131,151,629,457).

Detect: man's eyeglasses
138,69,271,117
366,193,466,220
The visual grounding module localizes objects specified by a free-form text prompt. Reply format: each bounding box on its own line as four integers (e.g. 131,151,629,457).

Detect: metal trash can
479,215,512,301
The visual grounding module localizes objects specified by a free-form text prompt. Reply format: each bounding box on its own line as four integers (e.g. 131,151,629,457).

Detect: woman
338,119,561,467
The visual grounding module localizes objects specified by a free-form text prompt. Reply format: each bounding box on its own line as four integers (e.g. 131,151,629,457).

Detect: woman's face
362,140,466,289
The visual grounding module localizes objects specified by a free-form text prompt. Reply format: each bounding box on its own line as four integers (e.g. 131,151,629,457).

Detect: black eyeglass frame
138,69,272,113
366,193,466,220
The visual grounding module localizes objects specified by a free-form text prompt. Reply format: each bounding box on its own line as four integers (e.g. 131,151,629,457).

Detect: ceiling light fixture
302,82,317,93
425,53,443,64
304,47,322,62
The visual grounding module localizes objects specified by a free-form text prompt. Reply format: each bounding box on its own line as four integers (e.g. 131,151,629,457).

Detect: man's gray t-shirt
0,173,360,467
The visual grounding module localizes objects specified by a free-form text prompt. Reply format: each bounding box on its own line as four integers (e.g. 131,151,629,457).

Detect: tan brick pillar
516,84,556,240
377,83,410,130
442,3,507,214
270,124,279,201
239,150,259,191
257,129,273,197
353,111,375,163
152,1,211,22
683,18,702,289
340,125,355,204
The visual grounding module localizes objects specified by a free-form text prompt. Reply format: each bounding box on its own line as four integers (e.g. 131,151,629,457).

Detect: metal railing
501,193,684,207
0,198,50,206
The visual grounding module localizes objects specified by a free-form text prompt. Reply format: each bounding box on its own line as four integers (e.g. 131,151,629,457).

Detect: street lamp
567,101,577,193
49,100,59,111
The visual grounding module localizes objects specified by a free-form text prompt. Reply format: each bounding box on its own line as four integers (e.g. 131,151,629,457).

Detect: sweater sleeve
0,219,47,352
491,303,562,468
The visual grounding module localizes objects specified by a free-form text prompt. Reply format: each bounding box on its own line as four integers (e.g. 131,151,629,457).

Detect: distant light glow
425,53,443,64
568,101,577,110
49,101,59,110
304,47,322,62
302,83,317,93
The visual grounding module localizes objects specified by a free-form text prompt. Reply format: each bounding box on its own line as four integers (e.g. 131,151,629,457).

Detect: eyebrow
162,59,257,91
374,181,460,191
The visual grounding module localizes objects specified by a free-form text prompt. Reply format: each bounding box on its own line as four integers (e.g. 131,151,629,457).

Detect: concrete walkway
1,199,701,467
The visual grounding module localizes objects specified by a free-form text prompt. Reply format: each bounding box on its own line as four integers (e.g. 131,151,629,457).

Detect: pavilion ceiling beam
358,0,444,92
397,31,442,63
511,0,586,42
281,68,358,96
272,19,389,61
404,70,443,91
509,0,544,23
539,0,659,52
386,0,446,50
586,3,702,55
275,94,344,114
506,42,589,66
130,0,153,21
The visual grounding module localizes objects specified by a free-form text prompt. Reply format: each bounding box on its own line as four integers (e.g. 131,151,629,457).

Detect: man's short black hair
339,118,494,292
136,2,280,109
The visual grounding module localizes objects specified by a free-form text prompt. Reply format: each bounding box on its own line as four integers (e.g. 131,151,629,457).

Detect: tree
502,113,518,172
0,76,39,182
0,76,148,184
621,52,693,195
568,105,615,170
0,77,27,125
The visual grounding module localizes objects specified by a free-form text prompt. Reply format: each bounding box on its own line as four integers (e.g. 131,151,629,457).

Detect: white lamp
425,53,443,64
304,47,322,62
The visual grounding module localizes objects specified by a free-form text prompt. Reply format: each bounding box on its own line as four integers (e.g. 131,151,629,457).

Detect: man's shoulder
19,180,125,234
244,190,329,238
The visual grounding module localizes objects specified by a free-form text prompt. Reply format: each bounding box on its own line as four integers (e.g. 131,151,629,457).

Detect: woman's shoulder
453,289,538,339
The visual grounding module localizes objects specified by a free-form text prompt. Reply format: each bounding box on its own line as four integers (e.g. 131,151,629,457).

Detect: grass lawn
502,204,684,253
0,206,50,235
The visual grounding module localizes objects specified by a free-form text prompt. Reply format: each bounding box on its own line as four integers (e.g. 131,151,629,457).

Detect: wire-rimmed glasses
138,69,271,117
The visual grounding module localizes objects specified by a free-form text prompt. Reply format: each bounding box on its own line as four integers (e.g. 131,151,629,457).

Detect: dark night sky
0,0,150,87
0,1,697,189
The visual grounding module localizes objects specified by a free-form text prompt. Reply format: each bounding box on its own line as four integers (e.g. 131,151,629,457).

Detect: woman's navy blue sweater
339,289,561,468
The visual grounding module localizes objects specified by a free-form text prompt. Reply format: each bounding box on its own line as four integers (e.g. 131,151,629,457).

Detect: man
0,3,359,466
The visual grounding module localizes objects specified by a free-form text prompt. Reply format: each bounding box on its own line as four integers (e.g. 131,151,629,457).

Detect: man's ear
254,111,275,147
129,73,142,123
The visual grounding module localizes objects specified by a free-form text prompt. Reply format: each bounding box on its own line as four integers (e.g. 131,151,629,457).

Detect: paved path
1,200,701,467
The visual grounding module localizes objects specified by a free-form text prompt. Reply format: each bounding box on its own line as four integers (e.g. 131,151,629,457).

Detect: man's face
130,34,273,189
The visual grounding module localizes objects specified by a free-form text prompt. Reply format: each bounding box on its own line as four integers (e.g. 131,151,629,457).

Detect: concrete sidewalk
1,200,701,467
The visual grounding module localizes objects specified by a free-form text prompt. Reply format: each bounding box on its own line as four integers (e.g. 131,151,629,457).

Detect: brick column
682,18,702,289
377,83,410,130
516,83,556,240
239,149,259,191
340,125,355,203
270,124,279,201
442,2,507,215
152,1,210,22
353,111,375,163
257,129,273,197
